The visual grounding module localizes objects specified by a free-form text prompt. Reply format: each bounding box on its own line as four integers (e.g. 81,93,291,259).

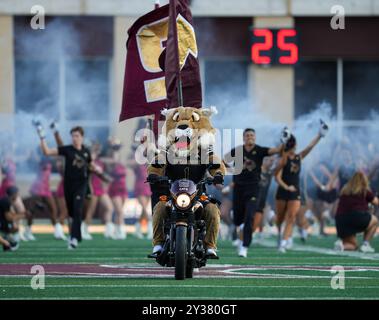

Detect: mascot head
158,106,218,157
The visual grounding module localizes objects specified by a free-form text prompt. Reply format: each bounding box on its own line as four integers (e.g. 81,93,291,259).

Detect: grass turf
1,233,379,299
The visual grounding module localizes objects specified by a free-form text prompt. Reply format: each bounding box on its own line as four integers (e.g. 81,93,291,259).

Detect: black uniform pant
64,184,87,241
233,183,259,247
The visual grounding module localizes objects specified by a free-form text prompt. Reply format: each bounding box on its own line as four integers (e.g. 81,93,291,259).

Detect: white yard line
1,284,379,288
2,297,379,300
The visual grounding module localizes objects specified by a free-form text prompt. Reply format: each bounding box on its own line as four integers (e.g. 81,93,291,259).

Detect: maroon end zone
1,264,378,278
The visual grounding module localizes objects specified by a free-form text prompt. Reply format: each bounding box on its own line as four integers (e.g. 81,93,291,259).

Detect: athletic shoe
360,242,375,253
334,239,344,252
278,246,286,253
104,222,114,239
81,223,93,240
238,246,248,258
19,229,28,242
299,228,308,243
68,238,78,250
3,241,19,252
148,244,163,258
67,237,78,250
232,239,241,247
206,248,218,259
286,237,293,249
134,222,144,239
54,223,67,240
24,227,36,241
114,225,127,240
253,232,264,244
153,244,162,254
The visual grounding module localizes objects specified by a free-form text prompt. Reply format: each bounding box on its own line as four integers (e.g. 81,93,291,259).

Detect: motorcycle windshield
170,179,197,196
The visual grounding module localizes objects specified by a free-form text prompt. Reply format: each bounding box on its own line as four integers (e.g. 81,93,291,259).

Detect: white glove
280,126,291,144
50,120,59,133
32,120,46,139
319,119,329,137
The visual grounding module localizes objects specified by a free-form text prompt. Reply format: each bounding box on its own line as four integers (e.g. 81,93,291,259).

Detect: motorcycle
147,175,220,280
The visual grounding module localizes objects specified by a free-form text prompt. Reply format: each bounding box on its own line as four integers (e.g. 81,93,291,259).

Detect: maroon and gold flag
119,0,202,122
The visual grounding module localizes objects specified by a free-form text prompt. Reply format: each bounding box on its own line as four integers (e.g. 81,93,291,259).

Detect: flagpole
172,0,184,107
177,74,184,107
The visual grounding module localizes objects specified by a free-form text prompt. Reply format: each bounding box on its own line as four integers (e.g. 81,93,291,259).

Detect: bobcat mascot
148,106,226,258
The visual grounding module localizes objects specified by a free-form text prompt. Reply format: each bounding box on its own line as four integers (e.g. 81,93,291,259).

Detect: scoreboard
250,28,298,65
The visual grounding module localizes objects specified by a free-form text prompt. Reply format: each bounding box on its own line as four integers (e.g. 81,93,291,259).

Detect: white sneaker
19,226,28,242
300,228,308,241
114,225,126,240
278,246,286,253
360,242,375,253
54,223,67,240
19,233,28,242
81,223,93,240
24,227,36,241
334,239,344,252
152,244,163,254
206,248,218,258
286,237,293,249
238,246,248,258
134,222,144,239
68,237,78,250
232,239,241,247
104,222,114,239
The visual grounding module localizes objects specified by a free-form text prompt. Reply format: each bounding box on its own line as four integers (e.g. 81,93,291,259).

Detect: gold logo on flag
176,14,198,70
136,14,198,103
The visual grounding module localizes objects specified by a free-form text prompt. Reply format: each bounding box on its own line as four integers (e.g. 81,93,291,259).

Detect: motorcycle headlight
175,193,191,209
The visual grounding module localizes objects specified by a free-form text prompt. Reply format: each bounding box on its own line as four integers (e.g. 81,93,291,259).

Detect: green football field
1,232,379,300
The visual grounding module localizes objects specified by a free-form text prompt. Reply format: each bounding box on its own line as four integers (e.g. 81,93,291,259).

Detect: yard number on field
31,265,45,290
330,265,345,290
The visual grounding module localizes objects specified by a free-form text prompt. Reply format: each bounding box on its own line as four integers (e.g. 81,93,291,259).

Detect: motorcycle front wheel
175,225,187,280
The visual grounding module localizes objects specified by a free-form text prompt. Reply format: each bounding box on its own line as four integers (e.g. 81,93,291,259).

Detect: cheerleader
29,156,60,240
82,142,114,239
106,138,128,240
0,153,32,241
275,121,328,253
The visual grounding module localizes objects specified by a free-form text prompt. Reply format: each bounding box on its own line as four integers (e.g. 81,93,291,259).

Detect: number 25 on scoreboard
251,28,298,65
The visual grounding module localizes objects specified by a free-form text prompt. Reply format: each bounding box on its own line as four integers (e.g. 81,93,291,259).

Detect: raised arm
301,120,329,160
40,139,58,157
50,121,64,147
33,121,58,157
300,134,322,160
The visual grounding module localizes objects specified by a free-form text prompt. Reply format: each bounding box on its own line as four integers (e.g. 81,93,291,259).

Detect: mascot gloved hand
280,126,291,144
319,119,329,137
32,119,46,140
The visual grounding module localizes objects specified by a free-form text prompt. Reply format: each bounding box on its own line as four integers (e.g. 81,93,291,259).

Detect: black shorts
232,184,259,226
335,211,371,239
276,187,301,201
316,188,338,204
